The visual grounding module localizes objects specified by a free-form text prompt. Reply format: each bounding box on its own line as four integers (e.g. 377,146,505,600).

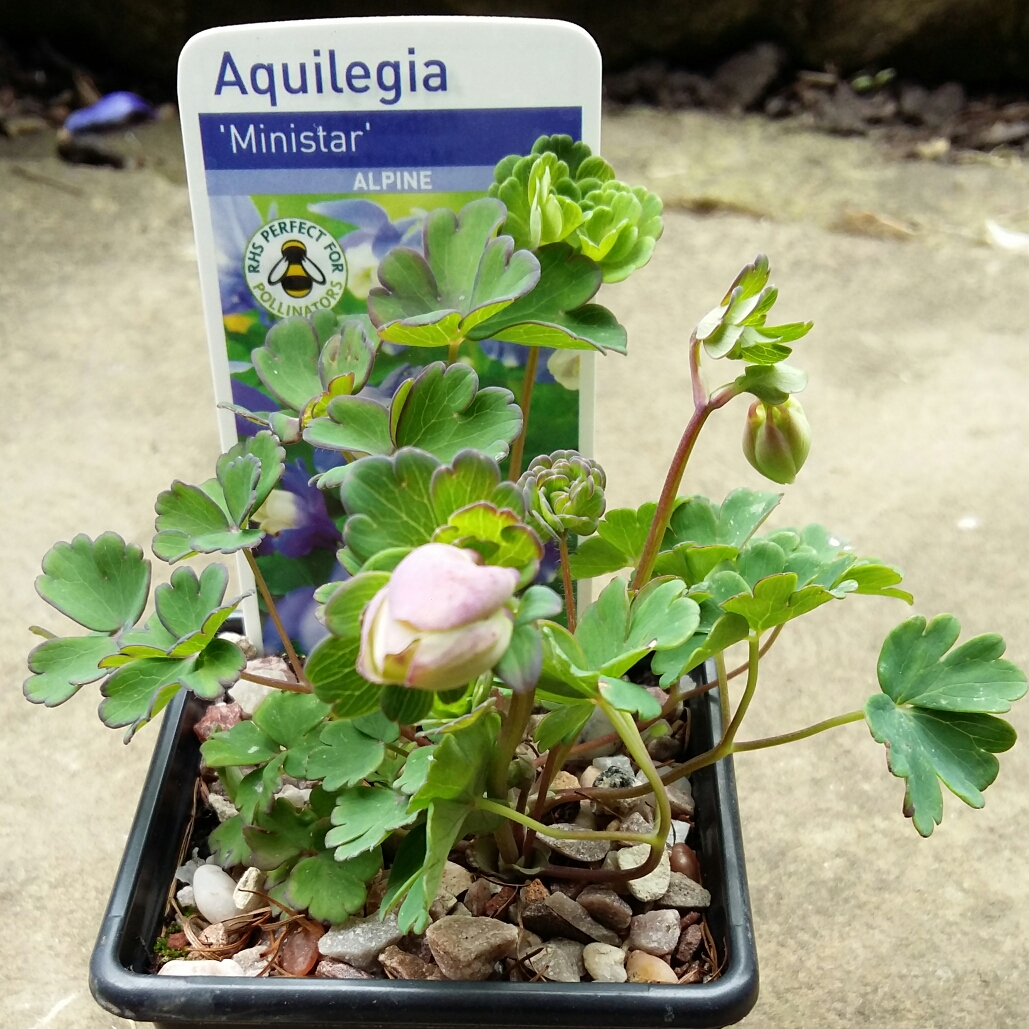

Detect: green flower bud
742,398,811,485
518,450,607,539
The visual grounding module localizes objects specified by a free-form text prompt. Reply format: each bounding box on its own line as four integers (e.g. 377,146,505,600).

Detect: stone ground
2,109,1028,1028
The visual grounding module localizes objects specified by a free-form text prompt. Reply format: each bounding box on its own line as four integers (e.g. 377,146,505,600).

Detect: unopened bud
742,397,811,485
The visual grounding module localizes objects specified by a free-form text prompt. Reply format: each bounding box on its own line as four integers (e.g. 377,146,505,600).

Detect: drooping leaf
394,363,522,462
319,317,378,395
733,362,808,405
516,585,564,625
24,634,119,706
176,637,247,699
534,702,594,752
368,198,540,347
394,745,436,795
598,676,663,720
235,753,286,822
36,533,150,632
409,714,499,811
380,821,427,915
209,814,251,867
494,622,543,693
398,799,468,934
325,785,416,860
469,244,627,354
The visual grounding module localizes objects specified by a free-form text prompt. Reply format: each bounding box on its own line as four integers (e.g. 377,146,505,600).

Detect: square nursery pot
89,665,759,1029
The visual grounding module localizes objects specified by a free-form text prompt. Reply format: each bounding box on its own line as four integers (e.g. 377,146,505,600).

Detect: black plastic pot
89,671,759,1028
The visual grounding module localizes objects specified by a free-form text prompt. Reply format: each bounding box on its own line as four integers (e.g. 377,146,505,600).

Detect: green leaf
429,450,503,523
568,504,657,579
99,658,188,740
353,710,402,743
398,799,468,935
432,502,542,583
651,613,751,687
534,702,594,752
516,585,563,625
201,720,280,767
217,453,261,528
209,814,251,867
319,317,378,395
305,636,381,719
305,721,387,790
734,362,808,405
321,572,390,639
236,431,286,511
368,198,540,347
24,634,118,706
409,714,498,811
36,532,150,632
381,685,433,725
469,244,627,354
575,577,630,671
236,754,286,822
666,489,781,549
598,676,662,720
176,637,246,699
842,562,913,602
625,578,700,653
394,363,522,462
154,564,229,638
865,696,1017,836
251,316,323,411
252,690,330,747
325,785,416,860
394,745,436,795
304,398,393,456
243,799,321,869
538,622,598,699
381,821,426,915
569,535,634,578
284,850,380,924
494,622,542,693
339,450,439,563
877,615,1027,713
721,573,839,632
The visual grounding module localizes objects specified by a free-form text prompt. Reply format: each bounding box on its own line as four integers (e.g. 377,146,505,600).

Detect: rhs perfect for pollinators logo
244,216,347,317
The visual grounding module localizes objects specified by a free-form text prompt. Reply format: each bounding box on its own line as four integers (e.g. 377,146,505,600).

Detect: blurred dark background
6,0,1029,101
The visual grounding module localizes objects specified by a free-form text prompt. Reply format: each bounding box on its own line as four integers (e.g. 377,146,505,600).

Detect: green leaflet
864,615,1027,836
36,532,150,632
305,636,381,719
325,784,417,860
24,634,119,707
367,197,540,347
282,849,381,924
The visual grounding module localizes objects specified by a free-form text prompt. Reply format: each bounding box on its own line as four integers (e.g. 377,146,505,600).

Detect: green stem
243,549,308,685
558,532,577,632
714,650,731,735
521,740,571,861
727,624,783,680
507,347,540,481
489,688,536,801
239,670,311,694
447,339,462,365
600,698,672,881
476,797,660,848
733,709,865,752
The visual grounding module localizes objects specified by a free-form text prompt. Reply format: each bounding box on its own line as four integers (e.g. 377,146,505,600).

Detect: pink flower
357,543,519,691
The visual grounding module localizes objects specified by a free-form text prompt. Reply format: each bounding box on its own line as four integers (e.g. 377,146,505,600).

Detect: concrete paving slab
2,112,1027,1027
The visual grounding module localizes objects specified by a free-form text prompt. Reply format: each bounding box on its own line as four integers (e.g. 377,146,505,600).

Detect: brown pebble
679,959,705,984
669,843,702,881
681,911,702,930
464,877,498,917
576,885,633,932
315,958,374,979
675,923,704,964
521,879,550,904
483,885,517,918
279,925,324,976
193,701,243,742
399,933,435,963
379,944,440,980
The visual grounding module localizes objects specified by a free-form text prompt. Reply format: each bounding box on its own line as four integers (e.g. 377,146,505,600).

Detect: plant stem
558,532,577,632
601,698,672,881
244,549,307,685
714,650,731,735
476,797,659,847
726,624,783,680
447,339,461,366
489,688,535,867
732,709,865,752
521,740,570,861
239,670,311,694
507,346,540,481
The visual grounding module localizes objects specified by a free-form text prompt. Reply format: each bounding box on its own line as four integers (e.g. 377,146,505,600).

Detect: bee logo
266,239,327,299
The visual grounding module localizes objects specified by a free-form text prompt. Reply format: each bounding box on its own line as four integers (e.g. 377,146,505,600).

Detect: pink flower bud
742,397,811,485
357,543,518,692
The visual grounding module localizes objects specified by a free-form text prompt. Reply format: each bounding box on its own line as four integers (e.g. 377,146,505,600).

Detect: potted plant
25,135,1026,1028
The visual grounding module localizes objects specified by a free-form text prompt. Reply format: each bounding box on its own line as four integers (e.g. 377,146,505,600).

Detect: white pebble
158,958,246,976
583,942,627,982
175,885,195,908
207,793,238,823
276,784,311,808
616,845,672,903
233,866,265,914
594,755,633,773
192,864,240,924
228,679,275,716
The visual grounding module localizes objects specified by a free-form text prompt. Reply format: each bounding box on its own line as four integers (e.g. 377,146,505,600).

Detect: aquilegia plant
25,136,1027,973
